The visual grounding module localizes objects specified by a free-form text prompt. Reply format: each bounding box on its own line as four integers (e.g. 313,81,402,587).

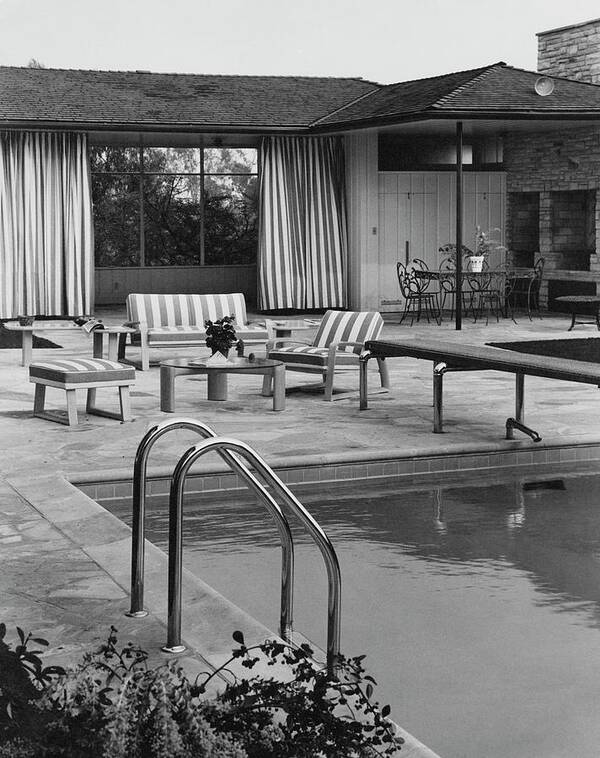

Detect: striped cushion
126,293,249,329
29,359,135,384
313,311,384,354
268,346,359,367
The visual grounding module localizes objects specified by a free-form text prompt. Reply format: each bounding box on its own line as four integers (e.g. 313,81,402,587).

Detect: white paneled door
377,171,506,311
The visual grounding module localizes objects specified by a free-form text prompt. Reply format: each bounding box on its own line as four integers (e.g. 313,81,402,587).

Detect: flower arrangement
205,315,238,357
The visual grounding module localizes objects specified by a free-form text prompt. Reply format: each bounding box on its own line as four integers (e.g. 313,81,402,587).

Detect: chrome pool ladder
127,418,341,676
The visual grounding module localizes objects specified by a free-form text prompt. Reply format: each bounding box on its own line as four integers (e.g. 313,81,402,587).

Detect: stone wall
538,18,600,84
504,127,600,303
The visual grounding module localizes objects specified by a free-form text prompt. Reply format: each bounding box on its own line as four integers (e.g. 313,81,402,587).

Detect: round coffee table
555,295,600,331
160,357,285,412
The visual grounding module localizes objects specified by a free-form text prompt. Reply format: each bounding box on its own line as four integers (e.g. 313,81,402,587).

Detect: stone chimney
537,18,600,84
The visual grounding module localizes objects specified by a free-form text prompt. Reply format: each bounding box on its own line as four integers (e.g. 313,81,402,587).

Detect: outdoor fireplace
549,189,596,271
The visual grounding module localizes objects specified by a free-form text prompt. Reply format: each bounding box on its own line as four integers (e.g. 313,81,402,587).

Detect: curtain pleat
0,131,94,319
258,136,347,311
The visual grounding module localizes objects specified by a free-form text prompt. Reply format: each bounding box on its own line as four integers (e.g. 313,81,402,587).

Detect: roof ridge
0,64,371,83
432,62,506,108
380,63,502,90
502,62,600,89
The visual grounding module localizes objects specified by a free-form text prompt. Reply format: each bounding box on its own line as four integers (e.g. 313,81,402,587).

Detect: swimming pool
107,468,600,758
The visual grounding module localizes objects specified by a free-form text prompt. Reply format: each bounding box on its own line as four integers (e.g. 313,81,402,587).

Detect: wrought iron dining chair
506,256,544,320
396,261,441,325
437,244,475,318
466,261,505,324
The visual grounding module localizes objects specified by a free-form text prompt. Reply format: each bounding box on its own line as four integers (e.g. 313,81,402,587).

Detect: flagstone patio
2,306,600,757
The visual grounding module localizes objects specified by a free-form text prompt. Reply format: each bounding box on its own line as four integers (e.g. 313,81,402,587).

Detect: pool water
108,471,600,758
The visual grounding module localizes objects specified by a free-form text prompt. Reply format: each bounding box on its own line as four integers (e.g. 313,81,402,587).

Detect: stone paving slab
2,306,600,758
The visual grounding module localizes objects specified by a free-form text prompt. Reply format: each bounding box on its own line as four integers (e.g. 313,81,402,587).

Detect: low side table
92,325,137,362
4,320,80,366
160,357,286,412
555,295,600,331
269,319,319,339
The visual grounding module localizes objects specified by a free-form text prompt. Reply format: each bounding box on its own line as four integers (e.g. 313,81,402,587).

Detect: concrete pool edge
6,469,441,758
70,433,600,504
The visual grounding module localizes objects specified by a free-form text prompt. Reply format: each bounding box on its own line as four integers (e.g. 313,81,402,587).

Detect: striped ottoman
29,358,136,426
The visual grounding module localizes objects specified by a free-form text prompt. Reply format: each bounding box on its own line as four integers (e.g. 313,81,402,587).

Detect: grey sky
1,0,599,82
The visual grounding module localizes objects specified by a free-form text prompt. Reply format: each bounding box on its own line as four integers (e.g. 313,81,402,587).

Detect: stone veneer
538,18,600,84
504,127,600,305
502,20,600,305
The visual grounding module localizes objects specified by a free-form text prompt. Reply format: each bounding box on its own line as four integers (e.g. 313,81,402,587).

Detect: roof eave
0,119,315,135
308,108,600,132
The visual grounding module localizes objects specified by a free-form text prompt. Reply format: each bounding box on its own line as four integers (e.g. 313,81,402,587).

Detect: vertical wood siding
94,265,257,307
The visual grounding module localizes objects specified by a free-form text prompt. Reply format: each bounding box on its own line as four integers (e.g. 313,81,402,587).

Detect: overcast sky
1,0,599,83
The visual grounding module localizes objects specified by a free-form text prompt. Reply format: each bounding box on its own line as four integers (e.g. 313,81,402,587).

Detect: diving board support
506,372,542,442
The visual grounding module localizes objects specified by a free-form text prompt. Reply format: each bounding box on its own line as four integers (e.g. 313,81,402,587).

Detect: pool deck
2,306,600,757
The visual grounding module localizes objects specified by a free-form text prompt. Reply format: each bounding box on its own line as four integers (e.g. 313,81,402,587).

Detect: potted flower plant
470,226,505,271
204,315,238,359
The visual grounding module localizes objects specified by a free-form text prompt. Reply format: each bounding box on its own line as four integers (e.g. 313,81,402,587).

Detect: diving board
359,338,600,441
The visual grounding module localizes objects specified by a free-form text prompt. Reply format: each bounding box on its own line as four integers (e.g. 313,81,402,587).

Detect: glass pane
89,147,140,172
143,174,203,265
143,147,201,174
204,147,257,174
92,174,140,266
204,173,258,265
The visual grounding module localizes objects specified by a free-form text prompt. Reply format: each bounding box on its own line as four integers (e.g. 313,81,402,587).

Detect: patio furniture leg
271,364,285,411
261,374,273,396
377,357,390,389
117,333,128,360
87,385,132,421
93,332,103,358
22,330,33,367
33,383,46,416
66,389,78,426
107,333,119,361
207,372,228,401
140,332,150,371
323,355,336,401
160,364,177,412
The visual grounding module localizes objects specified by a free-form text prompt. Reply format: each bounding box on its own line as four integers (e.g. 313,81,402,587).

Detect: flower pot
18,316,34,326
468,256,485,273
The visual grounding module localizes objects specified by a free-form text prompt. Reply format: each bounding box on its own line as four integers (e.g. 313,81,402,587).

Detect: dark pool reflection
109,472,600,758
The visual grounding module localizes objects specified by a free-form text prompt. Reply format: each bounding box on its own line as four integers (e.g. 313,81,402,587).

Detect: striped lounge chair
124,293,271,370
264,310,389,401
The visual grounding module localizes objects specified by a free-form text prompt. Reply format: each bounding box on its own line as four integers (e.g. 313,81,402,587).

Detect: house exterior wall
345,131,380,310
504,126,600,305
538,18,600,84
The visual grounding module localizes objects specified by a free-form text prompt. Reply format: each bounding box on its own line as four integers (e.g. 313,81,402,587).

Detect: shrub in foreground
0,623,403,757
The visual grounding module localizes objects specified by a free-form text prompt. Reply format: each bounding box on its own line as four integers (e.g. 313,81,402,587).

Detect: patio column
455,121,463,330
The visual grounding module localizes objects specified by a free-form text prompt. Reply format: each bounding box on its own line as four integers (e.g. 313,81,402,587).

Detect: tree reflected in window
90,146,258,267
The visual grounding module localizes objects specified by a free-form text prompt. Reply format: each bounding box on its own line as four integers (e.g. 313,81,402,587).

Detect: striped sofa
124,293,271,370
264,310,389,400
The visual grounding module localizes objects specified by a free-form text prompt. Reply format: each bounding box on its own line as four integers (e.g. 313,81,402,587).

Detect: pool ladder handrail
127,419,294,640
127,418,342,676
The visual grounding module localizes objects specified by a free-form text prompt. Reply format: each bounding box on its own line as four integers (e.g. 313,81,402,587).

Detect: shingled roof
2,62,600,134
313,63,600,128
0,66,379,131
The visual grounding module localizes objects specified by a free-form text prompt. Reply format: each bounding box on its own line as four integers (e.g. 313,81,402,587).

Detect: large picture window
90,146,258,267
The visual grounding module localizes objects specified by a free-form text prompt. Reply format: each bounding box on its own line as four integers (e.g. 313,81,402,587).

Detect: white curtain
0,131,94,318
258,136,347,310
